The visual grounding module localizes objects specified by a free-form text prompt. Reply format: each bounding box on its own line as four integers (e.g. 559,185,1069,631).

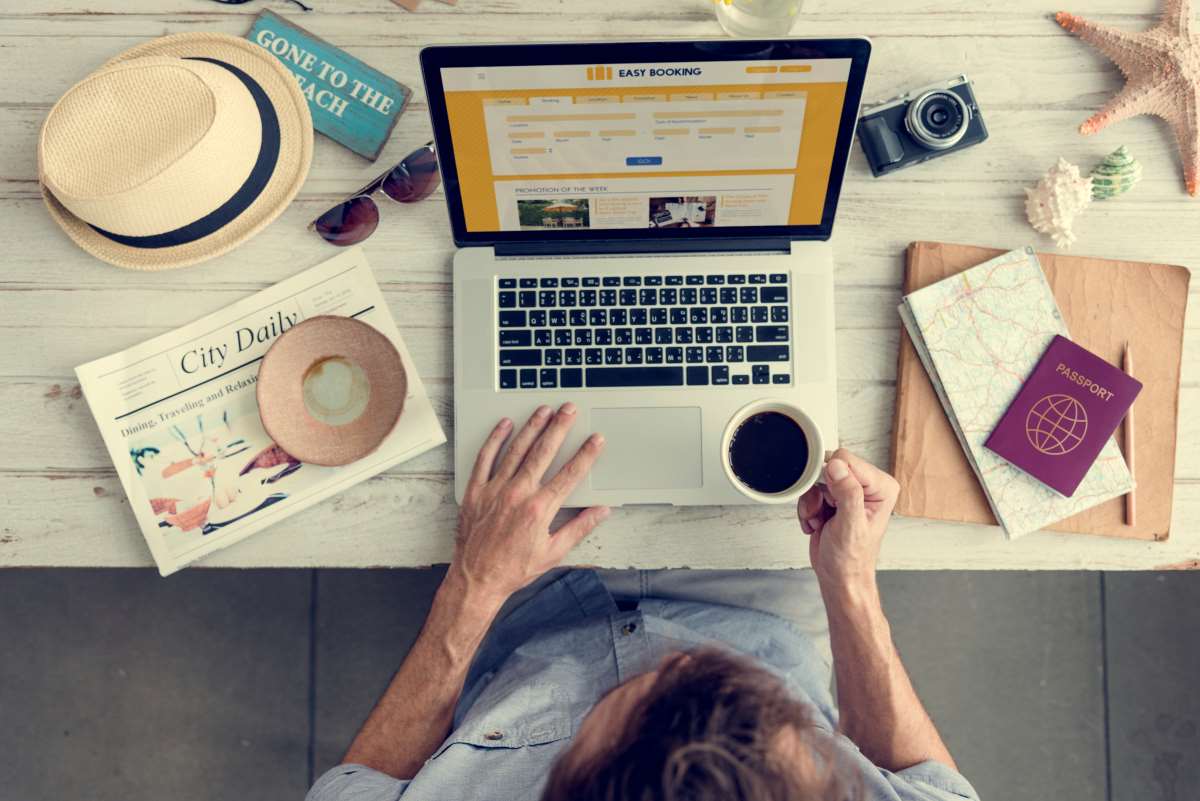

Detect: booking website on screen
439,58,852,233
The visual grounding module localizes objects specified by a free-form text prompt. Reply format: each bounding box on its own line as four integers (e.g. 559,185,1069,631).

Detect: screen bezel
419,38,872,248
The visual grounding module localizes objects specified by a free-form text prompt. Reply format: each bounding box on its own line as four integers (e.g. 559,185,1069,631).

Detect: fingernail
533,405,551,419
596,506,611,520
560,402,577,416
825,458,848,481
499,417,512,429
806,516,822,531
589,432,605,447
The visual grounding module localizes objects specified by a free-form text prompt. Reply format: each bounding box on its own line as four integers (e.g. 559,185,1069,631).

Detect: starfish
1057,1,1200,195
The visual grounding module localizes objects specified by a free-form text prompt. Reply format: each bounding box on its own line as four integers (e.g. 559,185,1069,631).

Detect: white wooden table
1,0,1195,571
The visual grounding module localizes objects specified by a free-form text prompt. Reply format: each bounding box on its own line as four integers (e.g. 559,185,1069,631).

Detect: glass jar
714,0,803,37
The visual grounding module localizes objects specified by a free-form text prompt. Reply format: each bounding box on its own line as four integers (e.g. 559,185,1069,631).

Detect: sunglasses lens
312,196,380,246
382,147,440,203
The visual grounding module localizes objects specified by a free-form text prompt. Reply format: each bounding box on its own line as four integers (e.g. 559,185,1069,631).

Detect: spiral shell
1025,158,1093,248
1090,145,1142,200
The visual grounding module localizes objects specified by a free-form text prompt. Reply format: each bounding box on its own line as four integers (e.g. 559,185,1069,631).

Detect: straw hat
38,33,313,270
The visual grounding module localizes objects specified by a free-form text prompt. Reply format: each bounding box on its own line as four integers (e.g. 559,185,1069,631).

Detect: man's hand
796,450,957,772
452,402,609,605
342,403,606,779
796,448,899,586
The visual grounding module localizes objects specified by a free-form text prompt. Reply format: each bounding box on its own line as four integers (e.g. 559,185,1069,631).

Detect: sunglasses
211,0,313,10
310,142,440,246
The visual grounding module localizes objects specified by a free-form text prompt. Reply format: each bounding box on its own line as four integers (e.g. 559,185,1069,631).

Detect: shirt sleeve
306,764,410,801
885,760,981,801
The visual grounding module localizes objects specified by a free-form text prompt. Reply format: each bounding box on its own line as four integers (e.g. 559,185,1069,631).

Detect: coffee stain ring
256,315,407,466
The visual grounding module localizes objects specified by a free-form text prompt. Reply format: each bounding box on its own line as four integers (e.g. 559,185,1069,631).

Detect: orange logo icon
1025,393,1088,456
587,65,614,81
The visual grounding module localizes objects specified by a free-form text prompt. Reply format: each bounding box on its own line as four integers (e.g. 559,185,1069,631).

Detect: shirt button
622,622,638,635
484,731,504,741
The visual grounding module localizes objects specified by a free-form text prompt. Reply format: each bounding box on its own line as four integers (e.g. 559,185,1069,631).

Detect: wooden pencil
1122,342,1136,526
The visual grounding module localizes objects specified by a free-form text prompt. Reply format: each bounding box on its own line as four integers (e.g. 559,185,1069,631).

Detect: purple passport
985,335,1142,497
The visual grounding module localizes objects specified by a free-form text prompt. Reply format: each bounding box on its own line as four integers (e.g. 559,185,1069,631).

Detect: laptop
419,38,871,506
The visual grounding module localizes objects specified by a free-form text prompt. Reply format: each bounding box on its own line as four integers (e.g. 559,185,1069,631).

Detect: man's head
542,647,853,801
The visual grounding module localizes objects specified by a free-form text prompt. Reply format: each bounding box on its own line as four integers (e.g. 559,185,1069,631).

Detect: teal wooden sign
247,10,410,161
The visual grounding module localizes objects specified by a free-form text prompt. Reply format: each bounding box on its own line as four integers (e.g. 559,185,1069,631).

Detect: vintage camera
857,75,988,177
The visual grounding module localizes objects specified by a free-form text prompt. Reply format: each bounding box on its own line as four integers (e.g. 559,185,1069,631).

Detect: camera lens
905,90,969,150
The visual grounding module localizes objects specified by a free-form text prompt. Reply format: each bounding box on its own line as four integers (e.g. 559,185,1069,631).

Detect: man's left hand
451,403,608,605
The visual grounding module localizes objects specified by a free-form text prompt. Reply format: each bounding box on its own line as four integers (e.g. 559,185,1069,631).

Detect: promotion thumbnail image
517,198,591,229
127,389,312,557
649,196,717,228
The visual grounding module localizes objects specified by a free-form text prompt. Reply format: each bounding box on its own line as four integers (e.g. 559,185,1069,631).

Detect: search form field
487,94,806,175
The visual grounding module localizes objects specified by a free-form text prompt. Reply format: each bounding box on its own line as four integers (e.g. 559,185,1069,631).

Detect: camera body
857,75,988,177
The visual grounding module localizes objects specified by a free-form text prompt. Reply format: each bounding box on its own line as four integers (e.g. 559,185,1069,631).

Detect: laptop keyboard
495,273,791,389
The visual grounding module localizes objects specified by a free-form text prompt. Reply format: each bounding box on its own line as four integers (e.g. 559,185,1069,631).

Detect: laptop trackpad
589,407,703,490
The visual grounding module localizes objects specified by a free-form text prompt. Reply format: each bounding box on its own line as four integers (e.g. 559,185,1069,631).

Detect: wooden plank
1,363,1195,570
0,17,1144,120
0,0,1174,15
0,4,1172,34
0,283,906,371
0,280,1193,381
0,375,906,473
0,470,1196,570
3,182,1199,291
8,107,1195,195
2,283,1191,384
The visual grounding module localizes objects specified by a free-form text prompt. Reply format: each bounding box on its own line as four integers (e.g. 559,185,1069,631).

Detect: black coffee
728,411,810,494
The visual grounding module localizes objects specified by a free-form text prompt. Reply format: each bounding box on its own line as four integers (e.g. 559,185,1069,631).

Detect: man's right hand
798,450,959,773
797,448,899,587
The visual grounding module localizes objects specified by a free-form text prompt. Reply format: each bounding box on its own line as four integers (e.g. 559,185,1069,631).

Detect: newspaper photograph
75,248,446,576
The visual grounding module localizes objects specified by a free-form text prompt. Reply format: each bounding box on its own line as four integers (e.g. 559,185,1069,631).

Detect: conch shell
1025,158,1093,248
1090,145,1142,200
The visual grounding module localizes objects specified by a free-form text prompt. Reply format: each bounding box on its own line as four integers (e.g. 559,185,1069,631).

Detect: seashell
1025,157,1093,248
1090,145,1142,200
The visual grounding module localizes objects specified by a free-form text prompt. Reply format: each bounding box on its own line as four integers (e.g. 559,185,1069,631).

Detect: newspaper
75,248,446,576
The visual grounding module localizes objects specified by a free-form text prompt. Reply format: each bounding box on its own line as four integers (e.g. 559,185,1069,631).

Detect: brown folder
891,241,1190,541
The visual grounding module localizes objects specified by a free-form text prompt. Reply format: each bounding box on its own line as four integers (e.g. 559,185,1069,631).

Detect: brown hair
541,647,855,801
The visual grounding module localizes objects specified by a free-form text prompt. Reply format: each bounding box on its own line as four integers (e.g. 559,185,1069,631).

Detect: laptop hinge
493,237,794,258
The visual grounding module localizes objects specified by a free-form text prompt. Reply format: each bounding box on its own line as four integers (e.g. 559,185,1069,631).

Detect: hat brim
41,33,313,271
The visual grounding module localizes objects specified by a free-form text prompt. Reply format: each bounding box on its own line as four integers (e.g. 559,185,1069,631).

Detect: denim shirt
308,569,979,801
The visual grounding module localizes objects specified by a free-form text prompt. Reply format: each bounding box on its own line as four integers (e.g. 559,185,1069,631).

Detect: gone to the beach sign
248,10,410,160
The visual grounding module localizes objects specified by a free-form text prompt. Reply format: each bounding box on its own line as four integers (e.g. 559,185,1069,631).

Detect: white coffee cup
721,400,824,504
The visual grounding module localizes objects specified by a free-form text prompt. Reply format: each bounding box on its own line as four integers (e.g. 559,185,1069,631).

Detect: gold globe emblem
1025,394,1088,456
